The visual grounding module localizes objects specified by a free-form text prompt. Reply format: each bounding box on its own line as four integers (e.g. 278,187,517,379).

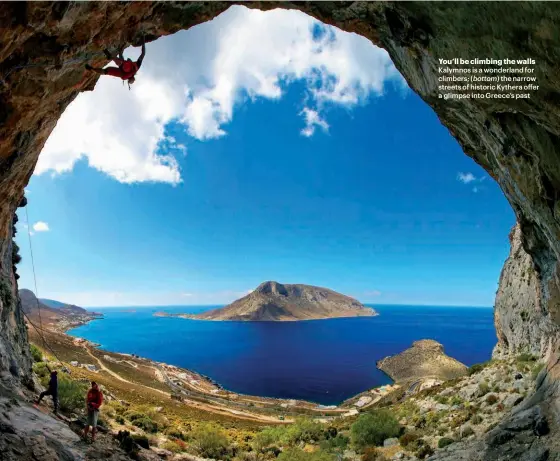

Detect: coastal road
81,344,290,424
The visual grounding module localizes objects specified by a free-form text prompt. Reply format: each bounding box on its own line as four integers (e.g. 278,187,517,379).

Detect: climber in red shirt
85,39,146,88
82,381,104,442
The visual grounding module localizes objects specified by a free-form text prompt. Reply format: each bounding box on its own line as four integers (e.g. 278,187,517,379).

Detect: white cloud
301,107,329,137
473,186,479,193
32,221,49,232
364,290,381,297
36,6,405,184
457,172,476,184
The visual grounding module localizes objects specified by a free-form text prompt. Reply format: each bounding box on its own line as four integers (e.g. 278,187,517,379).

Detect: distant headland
155,281,378,321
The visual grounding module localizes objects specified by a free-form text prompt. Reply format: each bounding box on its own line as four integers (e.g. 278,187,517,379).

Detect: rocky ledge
377,339,468,385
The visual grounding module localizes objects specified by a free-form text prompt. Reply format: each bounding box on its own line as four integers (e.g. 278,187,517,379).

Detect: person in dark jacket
37,365,58,414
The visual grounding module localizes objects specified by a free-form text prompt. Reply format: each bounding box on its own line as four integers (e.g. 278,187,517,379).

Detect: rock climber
83,381,104,442
85,38,146,88
36,365,59,414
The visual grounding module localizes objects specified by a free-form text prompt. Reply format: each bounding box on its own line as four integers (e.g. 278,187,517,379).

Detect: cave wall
1,1,560,385
493,223,560,360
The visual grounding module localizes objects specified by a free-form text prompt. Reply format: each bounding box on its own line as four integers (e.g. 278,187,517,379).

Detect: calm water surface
68,305,496,405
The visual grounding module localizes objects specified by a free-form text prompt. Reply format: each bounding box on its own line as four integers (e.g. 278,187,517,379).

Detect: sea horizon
75,302,494,310
67,304,497,405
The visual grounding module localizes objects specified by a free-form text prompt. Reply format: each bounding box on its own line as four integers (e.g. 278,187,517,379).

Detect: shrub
161,440,185,453
286,418,325,444
124,410,147,422
399,431,420,448
361,447,388,461
416,444,434,459
517,353,537,363
438,437,455,448
133,417,158,433
277,447,335,461
165,426,186,441
470,415,483,425
191,423,230,459
450,396,463,406
57,376,88,413
115,415,125,424
485,394,498,405
131,434,150,449
32,362,50,384
319,434,349,453
468,361,490,376
434,395,449,405
350,409,401,451
531,362,545,380
29,344,43,363
496,403,505,412
478,382,490,396
461,426,475,438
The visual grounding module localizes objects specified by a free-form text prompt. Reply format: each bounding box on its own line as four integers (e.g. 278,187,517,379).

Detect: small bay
68,304,496,405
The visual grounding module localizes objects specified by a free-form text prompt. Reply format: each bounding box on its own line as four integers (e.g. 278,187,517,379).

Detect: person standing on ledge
36,365,58,414
85,38,146,88
83,381,104,442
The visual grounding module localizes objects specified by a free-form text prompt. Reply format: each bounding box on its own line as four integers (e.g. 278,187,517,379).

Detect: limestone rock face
377,339,468,384
0,4,560,459
493,224,560,360
191,281,377,321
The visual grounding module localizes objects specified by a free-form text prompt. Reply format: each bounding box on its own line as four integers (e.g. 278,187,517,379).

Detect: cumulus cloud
32,221,49,232
36,6,406,184
457,172,476,184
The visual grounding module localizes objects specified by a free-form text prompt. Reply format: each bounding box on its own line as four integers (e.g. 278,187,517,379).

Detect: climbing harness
22,203,68,371
0,51,106,88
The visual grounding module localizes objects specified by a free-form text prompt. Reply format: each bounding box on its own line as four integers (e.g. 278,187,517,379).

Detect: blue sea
68,305,496,405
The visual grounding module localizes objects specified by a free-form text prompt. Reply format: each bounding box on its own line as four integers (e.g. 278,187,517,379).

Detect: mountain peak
192,281,377,322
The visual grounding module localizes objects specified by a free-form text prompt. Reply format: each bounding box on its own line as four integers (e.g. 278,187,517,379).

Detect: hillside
19,289,101,330
185,281,377,321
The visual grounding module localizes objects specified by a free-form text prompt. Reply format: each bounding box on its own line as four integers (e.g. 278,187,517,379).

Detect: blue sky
15,7,514,307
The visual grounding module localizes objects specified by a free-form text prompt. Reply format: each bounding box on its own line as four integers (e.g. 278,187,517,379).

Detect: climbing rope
23,204,66,368
0,50,106,88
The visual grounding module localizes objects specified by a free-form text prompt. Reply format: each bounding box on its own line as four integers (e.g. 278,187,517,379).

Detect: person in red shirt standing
83,381,104,442
85,39,146,88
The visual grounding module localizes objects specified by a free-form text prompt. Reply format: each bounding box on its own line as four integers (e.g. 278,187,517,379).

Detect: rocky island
377,339,468,386
157,281,377,321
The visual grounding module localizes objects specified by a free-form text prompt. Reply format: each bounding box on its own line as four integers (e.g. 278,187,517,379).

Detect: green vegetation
485,394,498,405
350,410,401,451
190,423,231,459
131,434,150,449
57,375,88,413
30,343,43,362
0,277,14,310
361,447,388,461
399,431,420,449
531,362,545,380
478,382,490,396
416,444,434,459
468,360,492,376
516,353,537,363
277,447,335,461
438,437,455,448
